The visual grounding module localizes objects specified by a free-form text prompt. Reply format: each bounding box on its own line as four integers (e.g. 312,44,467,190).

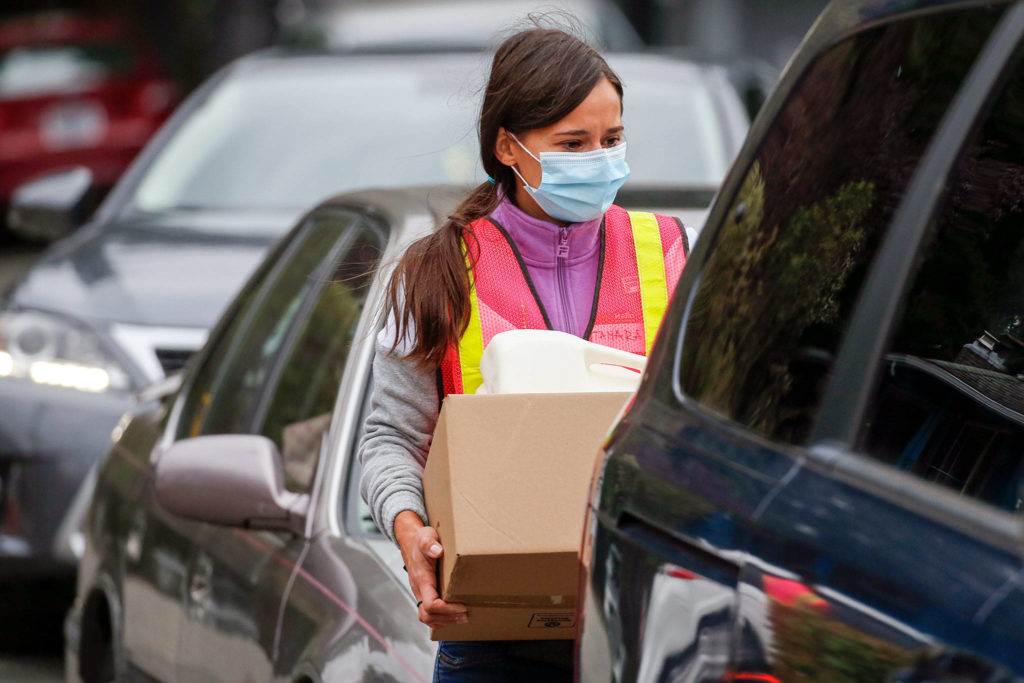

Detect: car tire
79,591,118,683
92,643,115,683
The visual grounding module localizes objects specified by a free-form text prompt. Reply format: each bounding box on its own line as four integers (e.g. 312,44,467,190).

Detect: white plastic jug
476,329,646,394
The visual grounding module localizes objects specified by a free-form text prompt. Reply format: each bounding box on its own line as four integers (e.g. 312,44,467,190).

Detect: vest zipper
557,227,573,336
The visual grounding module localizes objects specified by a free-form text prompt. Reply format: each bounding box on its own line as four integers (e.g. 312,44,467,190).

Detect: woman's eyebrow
553,125,625,137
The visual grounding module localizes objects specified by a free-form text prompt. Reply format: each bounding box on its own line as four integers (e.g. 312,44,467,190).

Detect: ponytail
385,181,501,366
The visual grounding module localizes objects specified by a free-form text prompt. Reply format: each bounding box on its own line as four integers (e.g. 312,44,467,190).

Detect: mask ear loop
507,131,541,191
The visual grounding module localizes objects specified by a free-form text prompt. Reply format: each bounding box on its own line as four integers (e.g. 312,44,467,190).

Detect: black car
0,48,746,595
580,0,1024,680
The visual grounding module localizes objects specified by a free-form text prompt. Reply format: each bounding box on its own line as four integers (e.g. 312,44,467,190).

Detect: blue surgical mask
509,133,630,223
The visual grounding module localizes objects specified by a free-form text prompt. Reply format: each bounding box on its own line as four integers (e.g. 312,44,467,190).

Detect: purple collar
484,189,603,337
488,191,602,267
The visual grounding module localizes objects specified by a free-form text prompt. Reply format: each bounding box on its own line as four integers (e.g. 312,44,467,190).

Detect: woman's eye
562,140,582,150
603,136,622,147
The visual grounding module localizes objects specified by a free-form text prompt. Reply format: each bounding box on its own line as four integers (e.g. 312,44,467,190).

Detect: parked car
281,0,643,53
64,186,463,682
0,48,746,592
579,0,1024,680
0,11,178,234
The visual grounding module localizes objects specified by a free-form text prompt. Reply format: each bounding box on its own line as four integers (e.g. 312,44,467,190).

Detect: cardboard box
423,392,632,641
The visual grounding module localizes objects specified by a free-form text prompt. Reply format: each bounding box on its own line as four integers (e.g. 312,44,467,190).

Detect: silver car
65,187,463,681
67,141,743,676
67,166,715,678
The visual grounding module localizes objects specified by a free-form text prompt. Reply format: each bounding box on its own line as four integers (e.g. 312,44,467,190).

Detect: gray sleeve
357,319,439,543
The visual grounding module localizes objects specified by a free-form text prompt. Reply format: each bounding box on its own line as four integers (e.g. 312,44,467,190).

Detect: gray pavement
0,655,63,682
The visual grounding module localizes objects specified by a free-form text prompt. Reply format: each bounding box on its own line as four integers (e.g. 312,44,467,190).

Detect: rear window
130,57,737,216
0,43,134,98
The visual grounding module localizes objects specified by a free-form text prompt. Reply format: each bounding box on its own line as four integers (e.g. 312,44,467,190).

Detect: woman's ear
494,127,518,167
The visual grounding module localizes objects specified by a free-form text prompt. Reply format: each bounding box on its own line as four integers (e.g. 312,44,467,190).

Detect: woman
359,26,688,681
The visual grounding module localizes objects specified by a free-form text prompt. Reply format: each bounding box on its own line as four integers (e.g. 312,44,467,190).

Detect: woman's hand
394,510,469,629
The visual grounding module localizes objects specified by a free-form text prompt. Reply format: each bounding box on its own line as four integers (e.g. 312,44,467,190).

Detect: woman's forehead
537,79,623,135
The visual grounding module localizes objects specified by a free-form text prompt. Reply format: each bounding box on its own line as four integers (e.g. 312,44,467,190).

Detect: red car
0,12,178,214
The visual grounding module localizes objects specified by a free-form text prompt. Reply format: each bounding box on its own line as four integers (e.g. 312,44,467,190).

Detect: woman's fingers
412,564,468,627
411,529,469,627
418,525,443,559
405,530,442,599
395,520,470,628
420,594,469,627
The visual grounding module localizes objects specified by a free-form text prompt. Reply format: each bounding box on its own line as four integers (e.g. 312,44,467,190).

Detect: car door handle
618,511,740,586
188,552,213,607
189,573,210,605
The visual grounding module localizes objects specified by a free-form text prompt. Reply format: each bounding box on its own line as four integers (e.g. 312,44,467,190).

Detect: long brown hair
386,25,623,365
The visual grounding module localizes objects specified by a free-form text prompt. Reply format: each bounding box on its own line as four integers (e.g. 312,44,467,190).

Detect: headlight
0,309,131,393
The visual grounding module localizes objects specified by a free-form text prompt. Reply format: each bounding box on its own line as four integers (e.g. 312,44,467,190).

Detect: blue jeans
433,640,573,682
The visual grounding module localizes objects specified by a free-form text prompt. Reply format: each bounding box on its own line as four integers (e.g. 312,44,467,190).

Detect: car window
176,209,362,441
675,7,1004,446
856,55,1024,512
345,374,383,536
256,223,385,493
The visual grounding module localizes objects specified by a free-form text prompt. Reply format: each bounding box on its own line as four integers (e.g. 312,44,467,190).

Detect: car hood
9,210,293,329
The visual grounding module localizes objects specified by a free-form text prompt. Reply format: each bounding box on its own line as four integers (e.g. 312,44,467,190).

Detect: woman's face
496,77,624,223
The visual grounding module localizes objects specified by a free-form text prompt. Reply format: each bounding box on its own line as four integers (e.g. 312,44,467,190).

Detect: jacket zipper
557,227,573,336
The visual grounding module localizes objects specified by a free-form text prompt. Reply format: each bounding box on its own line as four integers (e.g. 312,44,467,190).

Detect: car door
745,9,1024,676
116,420,204,682
683,5,1024,680
173,209,386,681
118,220,297,682
581,5,1018,681
272,374,438,682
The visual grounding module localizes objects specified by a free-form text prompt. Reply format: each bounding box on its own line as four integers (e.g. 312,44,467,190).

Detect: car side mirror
155,434,309,535
7,167,95,243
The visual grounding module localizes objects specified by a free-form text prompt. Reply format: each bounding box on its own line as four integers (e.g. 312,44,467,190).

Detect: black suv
580,1,1024,680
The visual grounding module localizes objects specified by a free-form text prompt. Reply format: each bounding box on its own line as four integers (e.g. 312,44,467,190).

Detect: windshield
132,57,735,215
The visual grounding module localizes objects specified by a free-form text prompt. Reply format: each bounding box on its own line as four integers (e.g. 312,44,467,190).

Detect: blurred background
1,1,826,91
0,0,827,249
0,1,825,680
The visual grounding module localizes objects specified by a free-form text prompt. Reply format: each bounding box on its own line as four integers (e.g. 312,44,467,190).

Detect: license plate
40,101,107,149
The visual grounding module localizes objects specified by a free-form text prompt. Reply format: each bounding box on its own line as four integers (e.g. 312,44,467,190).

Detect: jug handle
583,343,646,374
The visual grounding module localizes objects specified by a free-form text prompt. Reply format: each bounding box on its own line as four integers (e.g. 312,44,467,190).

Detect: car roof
284,0,642,52
736,0,1015,190
221,49,718,99
813,0,1013,44
313,184,467,245
233,47,710,78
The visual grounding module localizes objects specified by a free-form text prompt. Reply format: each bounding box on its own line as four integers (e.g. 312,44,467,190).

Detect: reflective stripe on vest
441,205,686,396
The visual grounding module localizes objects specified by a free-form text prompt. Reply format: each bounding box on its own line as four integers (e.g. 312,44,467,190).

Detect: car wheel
91,642,115,683
79,591,117,683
